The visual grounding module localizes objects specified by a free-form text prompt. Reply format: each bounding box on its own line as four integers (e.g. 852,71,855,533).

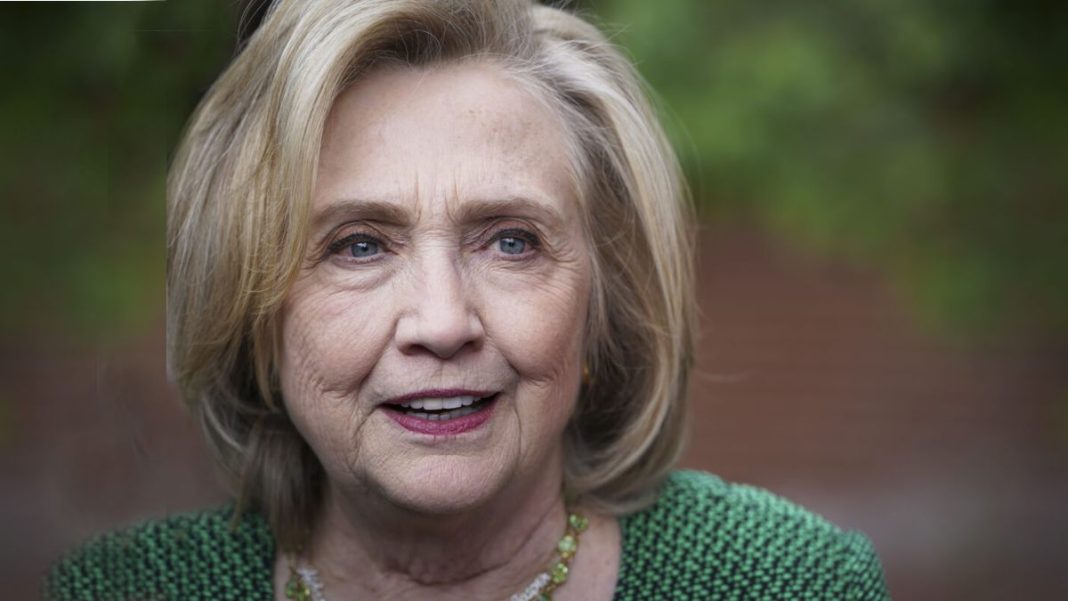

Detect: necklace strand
285,512,589,601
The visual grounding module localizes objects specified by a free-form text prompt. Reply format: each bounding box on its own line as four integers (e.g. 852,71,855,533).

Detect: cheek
278,283,393,412
482,265,590,388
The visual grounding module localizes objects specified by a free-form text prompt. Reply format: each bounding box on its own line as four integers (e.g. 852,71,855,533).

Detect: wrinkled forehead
313,60,581,223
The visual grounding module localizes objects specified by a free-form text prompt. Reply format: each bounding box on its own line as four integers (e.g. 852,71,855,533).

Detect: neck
298,462,568,600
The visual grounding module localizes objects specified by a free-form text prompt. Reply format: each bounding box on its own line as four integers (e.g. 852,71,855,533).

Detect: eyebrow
311,195,568,232
310,199,412,232
450,196,567,230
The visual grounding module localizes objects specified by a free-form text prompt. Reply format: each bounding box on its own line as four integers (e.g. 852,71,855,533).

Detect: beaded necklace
285,512,589,601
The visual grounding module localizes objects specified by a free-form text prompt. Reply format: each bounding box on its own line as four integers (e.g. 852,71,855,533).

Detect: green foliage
588,0,1068,338
0,1,240,343
2,1,1065,342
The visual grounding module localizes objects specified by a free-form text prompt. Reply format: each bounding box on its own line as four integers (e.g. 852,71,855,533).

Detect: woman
48,1,890,599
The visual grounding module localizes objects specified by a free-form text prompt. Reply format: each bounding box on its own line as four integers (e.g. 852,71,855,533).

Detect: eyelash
488,228,541,259
325,232,384,264
323,225,542,264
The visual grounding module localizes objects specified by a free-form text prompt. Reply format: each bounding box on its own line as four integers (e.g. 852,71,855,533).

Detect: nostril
393,258,485,358
394,303,484,359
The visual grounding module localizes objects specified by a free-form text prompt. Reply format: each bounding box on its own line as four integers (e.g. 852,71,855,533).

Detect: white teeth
396,399,486,421
399,395,478,410
452,406,478,418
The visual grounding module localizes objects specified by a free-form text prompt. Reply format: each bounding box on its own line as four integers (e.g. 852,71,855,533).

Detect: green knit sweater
46,471,890,600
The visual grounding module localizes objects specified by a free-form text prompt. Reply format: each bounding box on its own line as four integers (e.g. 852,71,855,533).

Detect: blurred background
1,0,1066,598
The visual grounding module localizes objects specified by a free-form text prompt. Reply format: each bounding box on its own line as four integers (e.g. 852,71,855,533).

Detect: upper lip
382,388,497,406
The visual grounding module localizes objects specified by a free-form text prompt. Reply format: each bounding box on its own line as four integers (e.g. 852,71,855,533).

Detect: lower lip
382,396,497,436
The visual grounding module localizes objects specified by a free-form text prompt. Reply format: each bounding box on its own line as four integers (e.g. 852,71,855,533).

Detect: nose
394,251,484,359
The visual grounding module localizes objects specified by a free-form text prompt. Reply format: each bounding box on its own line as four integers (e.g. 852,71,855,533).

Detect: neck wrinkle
303,462,568,600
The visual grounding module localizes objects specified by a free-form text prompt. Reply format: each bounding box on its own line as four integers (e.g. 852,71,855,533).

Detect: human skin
274,62,619,599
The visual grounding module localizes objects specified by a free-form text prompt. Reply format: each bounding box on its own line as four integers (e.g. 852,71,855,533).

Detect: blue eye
326,232,385,262
348,239,380,258
497,236,526,255
491,228,539,257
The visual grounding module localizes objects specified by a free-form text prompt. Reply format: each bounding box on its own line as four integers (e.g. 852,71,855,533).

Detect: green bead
551,561,569,584
285,576,310,601
557,534,577,556
539,594,552,601
568,514,589,532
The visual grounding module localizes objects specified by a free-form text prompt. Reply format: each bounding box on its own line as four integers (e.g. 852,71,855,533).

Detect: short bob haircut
168,0,694,551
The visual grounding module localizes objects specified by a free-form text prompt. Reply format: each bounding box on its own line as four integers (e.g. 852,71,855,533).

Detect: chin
369,453,517,516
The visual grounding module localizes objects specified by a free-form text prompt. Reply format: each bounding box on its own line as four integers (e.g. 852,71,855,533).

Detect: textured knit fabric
614,472,889,600
46,470,890,600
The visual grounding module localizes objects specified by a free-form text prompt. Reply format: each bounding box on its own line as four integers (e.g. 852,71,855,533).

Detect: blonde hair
168,0,694,550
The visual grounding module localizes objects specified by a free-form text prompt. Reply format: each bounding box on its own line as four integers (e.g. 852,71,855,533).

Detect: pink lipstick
381,391,498,436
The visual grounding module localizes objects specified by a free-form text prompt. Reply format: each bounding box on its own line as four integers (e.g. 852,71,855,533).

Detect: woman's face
279,62,591,514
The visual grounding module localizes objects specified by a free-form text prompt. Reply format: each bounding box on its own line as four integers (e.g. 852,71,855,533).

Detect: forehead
315,61,576,215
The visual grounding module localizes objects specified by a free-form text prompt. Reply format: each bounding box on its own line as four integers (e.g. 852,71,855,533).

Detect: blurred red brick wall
4,226,1066,599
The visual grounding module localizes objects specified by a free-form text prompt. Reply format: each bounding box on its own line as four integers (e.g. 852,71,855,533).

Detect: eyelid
317,223,393,265
311,220,545,266
484,225,542,260
488,227,540,245
326,232,381,255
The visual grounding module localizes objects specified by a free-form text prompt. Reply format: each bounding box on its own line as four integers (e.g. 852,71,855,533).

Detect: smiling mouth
383,393,498,421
